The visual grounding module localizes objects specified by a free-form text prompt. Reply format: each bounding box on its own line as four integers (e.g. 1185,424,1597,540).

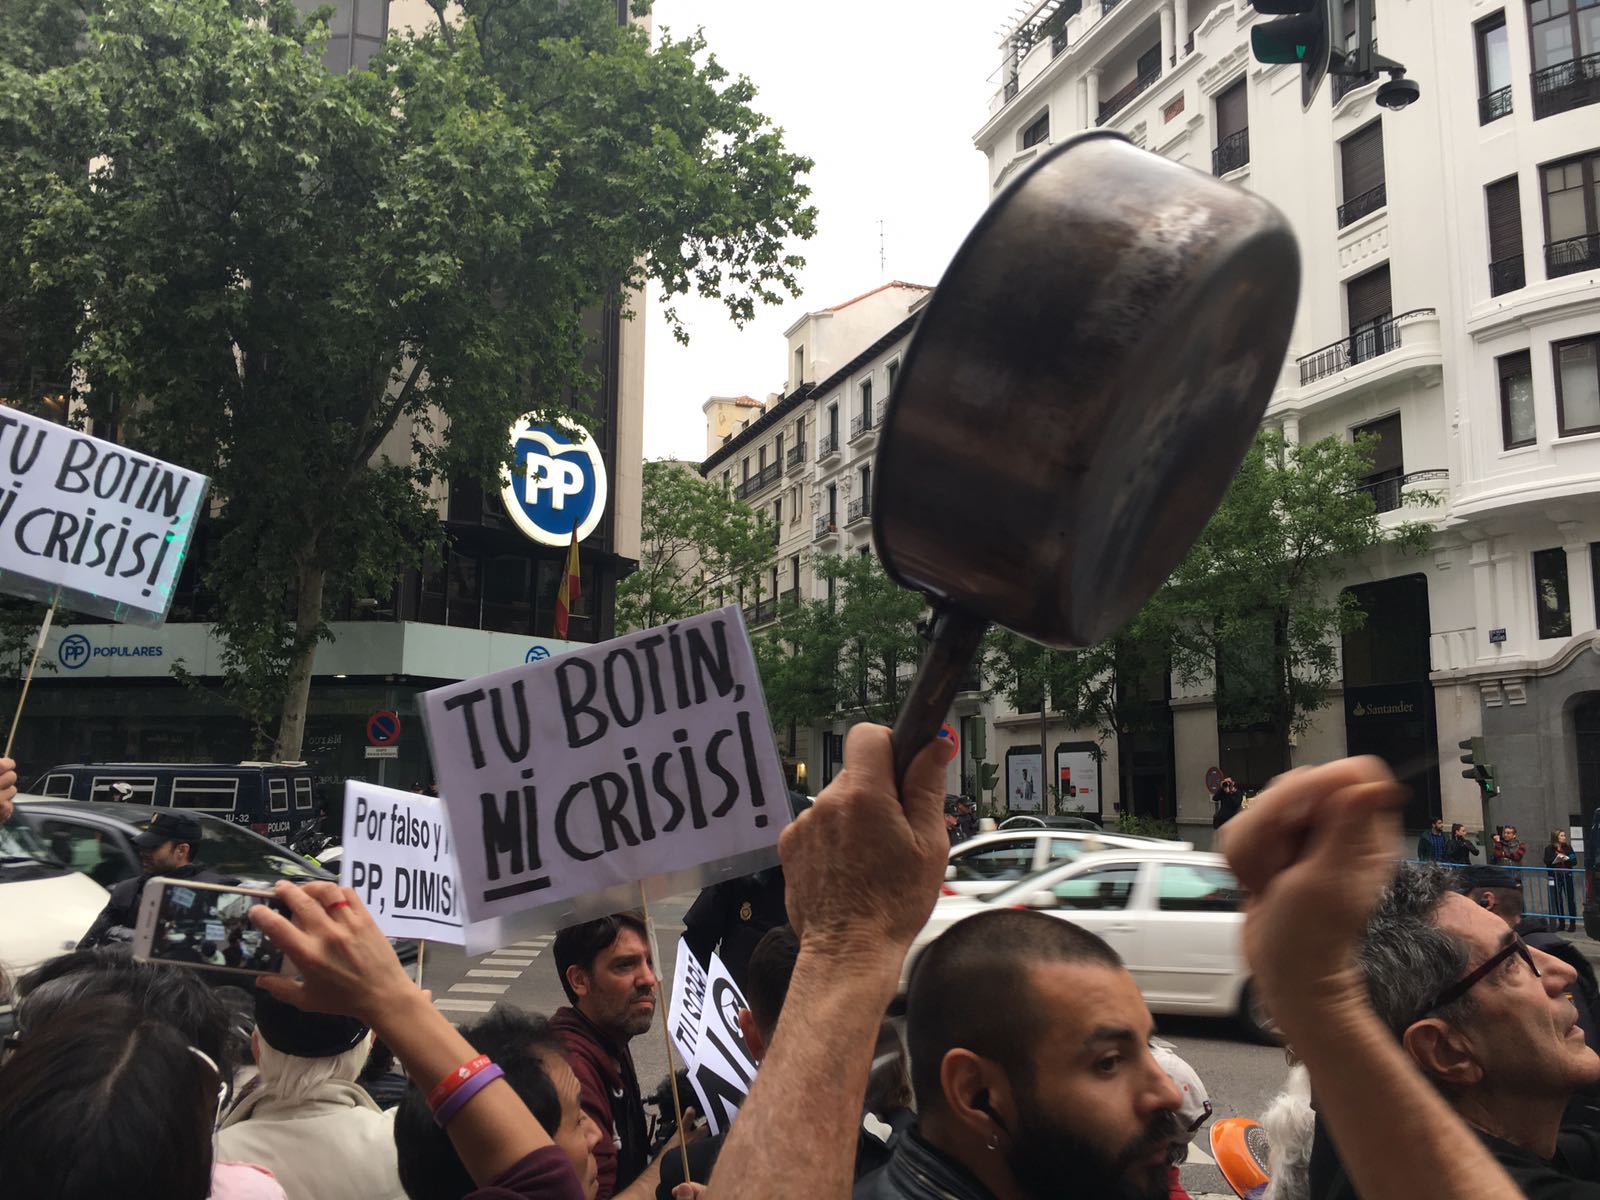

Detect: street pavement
417,891,1286,1199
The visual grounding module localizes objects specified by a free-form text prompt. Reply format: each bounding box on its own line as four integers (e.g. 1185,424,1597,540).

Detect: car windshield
193,820,330,883
0,820,60,866
985,859,1131,908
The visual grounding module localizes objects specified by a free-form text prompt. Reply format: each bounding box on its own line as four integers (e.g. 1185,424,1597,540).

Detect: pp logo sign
500,418,607,547
59,633,92,670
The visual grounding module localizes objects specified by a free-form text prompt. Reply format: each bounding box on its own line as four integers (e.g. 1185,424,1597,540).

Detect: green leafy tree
616,460,774,631
1,0,815,757
1170,429,1433,771
758,553,925,730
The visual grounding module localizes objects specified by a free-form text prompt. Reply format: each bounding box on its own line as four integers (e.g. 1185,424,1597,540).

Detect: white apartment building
699,283,957,788
973,0,1600,843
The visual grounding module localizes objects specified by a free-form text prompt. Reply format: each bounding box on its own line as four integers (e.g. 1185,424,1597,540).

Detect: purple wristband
432,1063,505,1128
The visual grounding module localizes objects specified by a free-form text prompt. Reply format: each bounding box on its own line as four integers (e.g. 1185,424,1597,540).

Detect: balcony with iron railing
1358,469,1448,515
814,514,839,542
744,597,778,628
1337,183,1387,229
845,496,872,527
1531,52,1600,120
848,405,879,445
817,431,840,461
1212,128,1249,176
1297,309,1437,387
1489,254,1525,296
780,587,800,611
1546,233,1600,280
1478,85,1512,124
735,460,782,500
785,444,805,471
1097,66,1160,125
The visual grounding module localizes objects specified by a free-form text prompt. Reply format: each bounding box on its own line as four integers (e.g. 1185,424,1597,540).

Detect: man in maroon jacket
552,912,687,1200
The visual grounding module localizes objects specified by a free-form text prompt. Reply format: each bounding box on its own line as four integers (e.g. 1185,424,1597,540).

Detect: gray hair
253,1029,373,1107
1357,863,1475,1036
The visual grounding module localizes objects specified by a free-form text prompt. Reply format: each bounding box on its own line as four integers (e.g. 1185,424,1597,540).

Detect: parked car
943,829,1193,898
11,799,417,966
30,761,326,845
0,818,111,982
998,813,1103,832
905,848,1269,1040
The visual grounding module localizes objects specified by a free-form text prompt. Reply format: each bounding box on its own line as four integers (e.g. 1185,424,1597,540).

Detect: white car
943,829,1194,898
910,848,1269,1039
0,818,110,982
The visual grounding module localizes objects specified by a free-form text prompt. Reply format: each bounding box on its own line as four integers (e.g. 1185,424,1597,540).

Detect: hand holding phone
133,878,292,977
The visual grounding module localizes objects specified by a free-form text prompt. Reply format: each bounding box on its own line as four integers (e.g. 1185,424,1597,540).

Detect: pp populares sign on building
500,417,607,547
0,407,208,625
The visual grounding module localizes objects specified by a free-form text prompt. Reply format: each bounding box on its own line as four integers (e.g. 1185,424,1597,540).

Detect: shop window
1534,547,1573,640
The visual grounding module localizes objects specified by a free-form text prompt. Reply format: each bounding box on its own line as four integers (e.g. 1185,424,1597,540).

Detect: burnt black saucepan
872,131,1300,783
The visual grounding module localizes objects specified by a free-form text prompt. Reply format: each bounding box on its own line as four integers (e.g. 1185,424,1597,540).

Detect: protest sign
670,940,759,1135
0,407,209,625
339,781,469,945
419,606,789,943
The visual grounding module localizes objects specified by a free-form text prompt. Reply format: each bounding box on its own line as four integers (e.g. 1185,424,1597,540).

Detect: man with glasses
1309,862,1600,1198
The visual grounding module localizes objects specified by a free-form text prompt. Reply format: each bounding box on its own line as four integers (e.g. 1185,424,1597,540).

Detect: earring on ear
986,1132,1000,1152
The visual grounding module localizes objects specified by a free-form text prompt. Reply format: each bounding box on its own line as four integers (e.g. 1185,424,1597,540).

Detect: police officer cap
254,988,369,1058
1455,865,1522,893
132,812,205,848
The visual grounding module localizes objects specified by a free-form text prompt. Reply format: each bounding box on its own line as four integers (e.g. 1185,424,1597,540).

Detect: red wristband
427,1054,493,1112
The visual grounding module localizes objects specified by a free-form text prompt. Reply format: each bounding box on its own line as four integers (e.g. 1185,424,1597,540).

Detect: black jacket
1444,834,1481,865
681,868,788,993
77,862,226,949
853,1128,995,1200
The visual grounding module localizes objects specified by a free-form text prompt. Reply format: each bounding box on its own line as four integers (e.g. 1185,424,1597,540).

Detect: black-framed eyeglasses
1410,936,1539,1026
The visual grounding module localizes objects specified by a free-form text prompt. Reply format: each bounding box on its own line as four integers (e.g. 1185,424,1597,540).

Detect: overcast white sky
642,1,1005,462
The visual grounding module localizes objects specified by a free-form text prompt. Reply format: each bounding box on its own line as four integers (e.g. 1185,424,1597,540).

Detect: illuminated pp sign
500,418,607,547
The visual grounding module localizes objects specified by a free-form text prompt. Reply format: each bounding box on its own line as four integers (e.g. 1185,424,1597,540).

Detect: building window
1352,413,1403,513
1212,79,1249,176
758,445,767,470
1590,544,1600,629
1021,110,1050,148
1542,150,1600,279
1346,263,1394,363
1534,547,1573,640
1486,175,1526,295
860,377,873,424
794,345,804,389
1338,121,1387,227
886,360,899,393
773,497,782,530
795,415,805,445
295,0,388,74
791,554,801,590
1499,350,1537,448
1477,12,1514,122
826,483,837,522
1556,334,1600,435
1527,0,1600,119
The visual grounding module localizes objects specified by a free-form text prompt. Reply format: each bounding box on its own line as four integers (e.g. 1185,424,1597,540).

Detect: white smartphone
133,877,291,977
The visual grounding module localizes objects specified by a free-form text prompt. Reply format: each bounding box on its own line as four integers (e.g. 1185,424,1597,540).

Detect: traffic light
1459,737,1502,799
1249,0,1333,111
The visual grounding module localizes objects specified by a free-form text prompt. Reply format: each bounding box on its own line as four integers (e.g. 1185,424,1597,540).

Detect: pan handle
891,608,990,788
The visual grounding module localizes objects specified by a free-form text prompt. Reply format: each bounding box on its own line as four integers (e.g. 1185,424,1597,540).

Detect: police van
30,761,325,844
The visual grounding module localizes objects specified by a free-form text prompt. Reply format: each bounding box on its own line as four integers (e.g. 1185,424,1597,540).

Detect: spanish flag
555,529,582,639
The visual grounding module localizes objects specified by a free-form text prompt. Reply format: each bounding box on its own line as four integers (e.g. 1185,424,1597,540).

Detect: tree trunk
273,559,326,763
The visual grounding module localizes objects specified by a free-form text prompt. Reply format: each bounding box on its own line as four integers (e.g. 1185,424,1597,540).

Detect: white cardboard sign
670,940,759,1136
419,606,788,932
0,406,209,624
339,782,467,945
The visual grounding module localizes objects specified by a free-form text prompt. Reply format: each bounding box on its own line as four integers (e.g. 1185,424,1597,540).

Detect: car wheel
1238,980,1280,1044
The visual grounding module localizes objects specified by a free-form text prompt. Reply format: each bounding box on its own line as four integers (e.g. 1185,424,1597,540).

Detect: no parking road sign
367,710,402,748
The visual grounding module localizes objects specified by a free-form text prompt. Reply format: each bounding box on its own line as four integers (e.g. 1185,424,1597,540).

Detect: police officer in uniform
78,812,225,948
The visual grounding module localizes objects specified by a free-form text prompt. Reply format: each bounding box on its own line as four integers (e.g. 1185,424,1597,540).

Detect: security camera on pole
1248,0,1420,112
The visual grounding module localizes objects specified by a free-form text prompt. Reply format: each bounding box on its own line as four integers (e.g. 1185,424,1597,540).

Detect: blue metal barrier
1405,858,1584,923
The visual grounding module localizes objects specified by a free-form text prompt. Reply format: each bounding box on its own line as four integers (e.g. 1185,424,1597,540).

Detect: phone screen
137,879,290,977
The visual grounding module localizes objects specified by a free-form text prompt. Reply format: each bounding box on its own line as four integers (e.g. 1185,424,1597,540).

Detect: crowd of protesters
3,734,1600,1200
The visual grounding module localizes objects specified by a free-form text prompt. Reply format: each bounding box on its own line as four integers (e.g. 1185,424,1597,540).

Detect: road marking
450,982,511,995
435,998,496,1013
481,957,537,968
512,940,552,948
468,969,522,979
